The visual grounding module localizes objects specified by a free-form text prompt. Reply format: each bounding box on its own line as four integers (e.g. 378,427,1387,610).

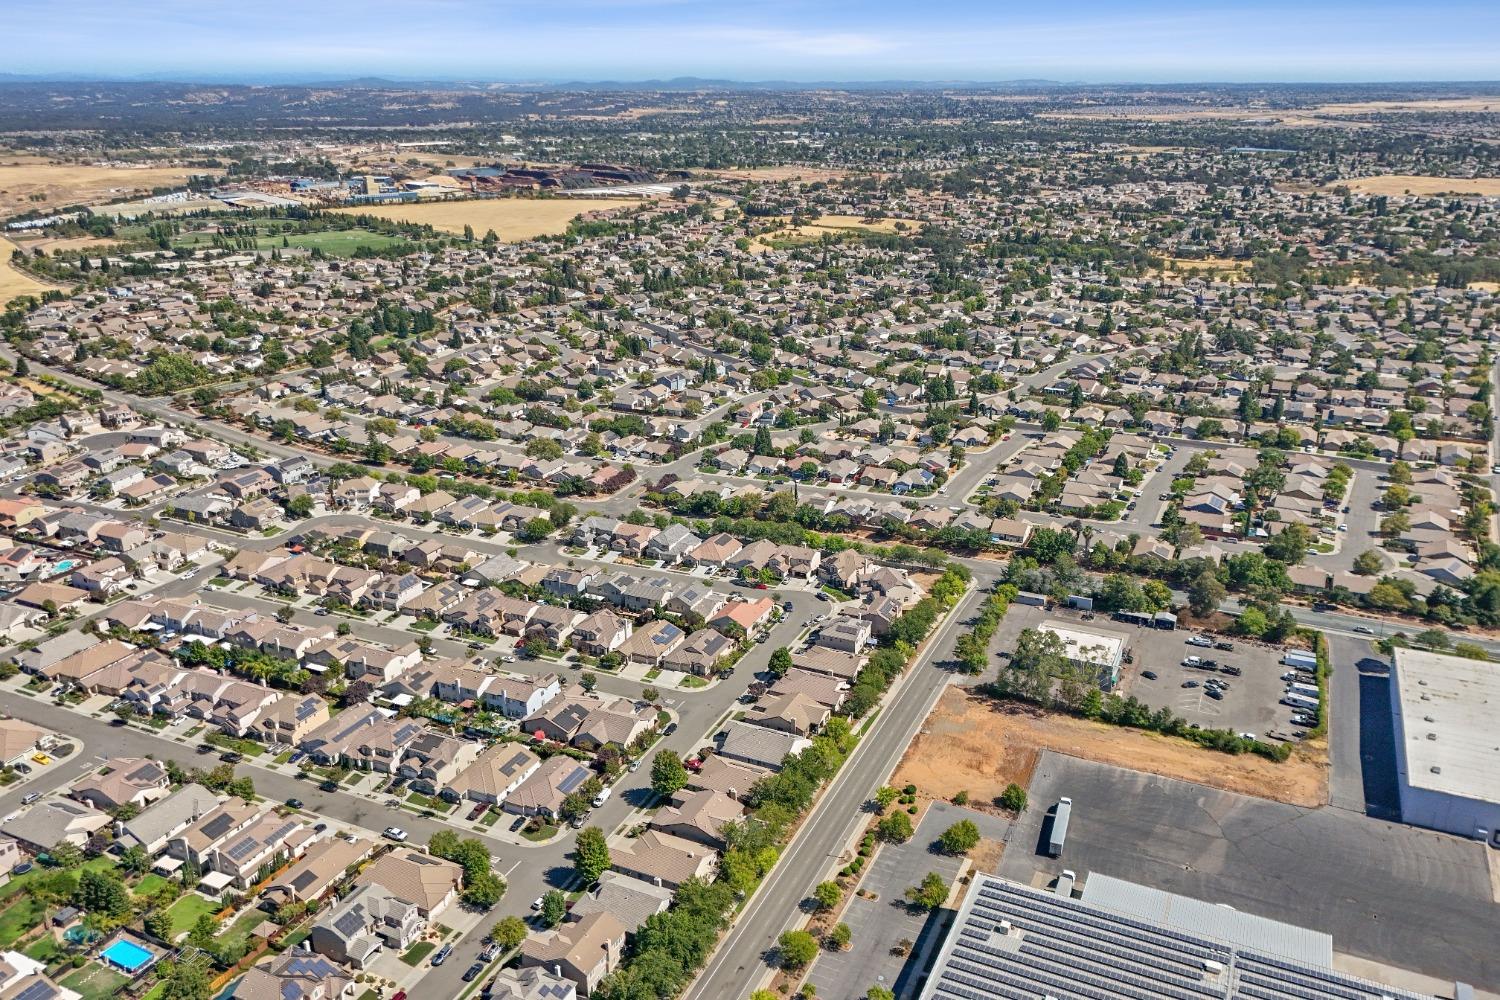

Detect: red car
754,583,768,590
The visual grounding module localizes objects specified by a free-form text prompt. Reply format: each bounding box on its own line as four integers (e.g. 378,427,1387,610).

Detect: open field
699,165,854,183
0,237,51,304
9,234,117,254
1156,255,1251,279
329,197,643,240
751,213,914,251
0,161,213,218
893,686,1326,810
1330,174,1500,196
1310,98,1500,115
167,226,408,257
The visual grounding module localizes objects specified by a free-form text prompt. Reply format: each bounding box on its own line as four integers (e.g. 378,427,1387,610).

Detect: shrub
997,783,1028,813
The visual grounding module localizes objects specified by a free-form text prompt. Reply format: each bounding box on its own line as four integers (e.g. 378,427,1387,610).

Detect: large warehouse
919,871,1454,1000
1389,647,1500,845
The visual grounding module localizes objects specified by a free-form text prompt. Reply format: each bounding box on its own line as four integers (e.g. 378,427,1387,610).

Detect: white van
592,786,612,809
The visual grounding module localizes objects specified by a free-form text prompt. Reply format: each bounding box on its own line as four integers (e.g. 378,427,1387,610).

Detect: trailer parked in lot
1047,797,1072,857
1287,681,1320,699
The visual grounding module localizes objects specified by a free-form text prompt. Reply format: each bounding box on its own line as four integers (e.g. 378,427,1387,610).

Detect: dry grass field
700,165,853,183
0,160,213,218
0,237,51,304
329,197,643,240
1311,98,1500,115
892,687,1327,810
1330,175,1500,197
750,213,914,251
1156,255,1252,280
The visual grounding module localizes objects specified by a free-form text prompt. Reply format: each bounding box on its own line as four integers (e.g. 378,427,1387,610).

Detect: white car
1185,635,1213,648
382,826,408,842
530,896,544,911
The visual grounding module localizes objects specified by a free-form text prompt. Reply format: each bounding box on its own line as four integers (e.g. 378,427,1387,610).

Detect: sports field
331,197,642,240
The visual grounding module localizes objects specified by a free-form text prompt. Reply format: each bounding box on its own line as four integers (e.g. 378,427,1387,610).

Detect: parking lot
805,802,1005,1000
1118,625,1306,739
1000,752,1500,989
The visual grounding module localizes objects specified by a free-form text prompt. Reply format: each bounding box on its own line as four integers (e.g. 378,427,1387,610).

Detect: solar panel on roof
332,909,366,936
225,837,260,861
12,980,59,1000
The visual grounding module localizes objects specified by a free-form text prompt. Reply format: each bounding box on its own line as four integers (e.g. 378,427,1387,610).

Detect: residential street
683,584,985,1000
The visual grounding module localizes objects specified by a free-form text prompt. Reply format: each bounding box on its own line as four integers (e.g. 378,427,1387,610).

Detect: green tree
827,922,852,950
998,783,1028,813
777,929,819,969
650,750,689,797
1187,570,1227,617
1353,549,1385,575
574,826,611,884
540,889,567,927
1237,606,1269,637
812,881,842,911
907,872,949,911
462,870,506,909
1041,410,1063,432
867,988,896,1000
490,915,529,952
768,647,793,676
874,786,898,811
938,819,981,855
876,810,914,843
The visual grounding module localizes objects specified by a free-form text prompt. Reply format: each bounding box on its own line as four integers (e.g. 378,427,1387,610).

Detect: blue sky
8,0,1500,83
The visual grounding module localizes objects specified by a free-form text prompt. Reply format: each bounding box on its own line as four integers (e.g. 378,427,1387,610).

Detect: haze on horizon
7,0,1500,85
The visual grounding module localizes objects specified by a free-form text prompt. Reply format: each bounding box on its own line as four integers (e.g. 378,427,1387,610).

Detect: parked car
1221,665,1242,677
285,798,304,810
319,780,339,792
1186,635,1213,647
1181,680,1200,688
430,943,452,966
1214,641,1234,651
1206,688,1224,701
21,792,40,805
1181,656,1203,667
1140,670,1157,680
530,896,544,911
462,963,485,983
383,826,408,842
220,751,243,764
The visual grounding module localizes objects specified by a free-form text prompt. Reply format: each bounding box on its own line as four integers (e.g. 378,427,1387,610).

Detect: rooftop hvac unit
1204,960,1225,974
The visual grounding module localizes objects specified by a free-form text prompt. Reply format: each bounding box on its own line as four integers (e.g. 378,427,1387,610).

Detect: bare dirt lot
0,160,214,218
329,196,646,240
0,236,51,304
894,686,1326,809
1155,255,1251,280
1329,175,1500,196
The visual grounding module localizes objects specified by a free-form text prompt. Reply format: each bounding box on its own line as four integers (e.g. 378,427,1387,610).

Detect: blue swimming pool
100,938,155,973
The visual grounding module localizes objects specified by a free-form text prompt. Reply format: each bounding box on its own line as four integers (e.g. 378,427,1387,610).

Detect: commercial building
1390,647,1500,844
920,871,1451,1000
1037,621,1126,688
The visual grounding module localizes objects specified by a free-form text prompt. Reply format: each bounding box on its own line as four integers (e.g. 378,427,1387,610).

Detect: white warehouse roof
1392,647,1500,804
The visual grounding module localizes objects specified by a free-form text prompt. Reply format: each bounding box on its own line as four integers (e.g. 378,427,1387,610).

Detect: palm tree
1066,519,1084,552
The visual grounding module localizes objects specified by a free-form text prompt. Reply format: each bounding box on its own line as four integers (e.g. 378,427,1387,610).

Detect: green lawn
133,874,169,898
59,963,130,1000
521,822,558,842
0,895,47,948
23,933,62,963
479,809,502,827
400,941,436,966
166,894,219,938
218,907,273,953
254,230,406,256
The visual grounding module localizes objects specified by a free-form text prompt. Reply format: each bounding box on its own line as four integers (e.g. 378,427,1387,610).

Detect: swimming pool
100,938,155,973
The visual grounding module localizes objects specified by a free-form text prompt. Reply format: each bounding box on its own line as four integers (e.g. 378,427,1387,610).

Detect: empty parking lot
998,751,1499,989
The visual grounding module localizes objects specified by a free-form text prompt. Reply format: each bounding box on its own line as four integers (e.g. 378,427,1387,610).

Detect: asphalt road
683,584,985,1000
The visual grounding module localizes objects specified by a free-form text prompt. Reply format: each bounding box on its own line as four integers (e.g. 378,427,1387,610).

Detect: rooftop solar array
921,875,1440,1000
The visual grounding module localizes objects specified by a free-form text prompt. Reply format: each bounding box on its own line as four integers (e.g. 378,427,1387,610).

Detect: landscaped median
581,564,974,1000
